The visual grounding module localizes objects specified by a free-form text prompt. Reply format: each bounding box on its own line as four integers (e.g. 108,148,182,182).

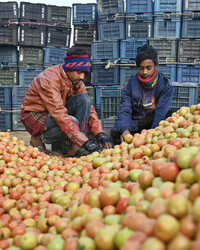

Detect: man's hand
83,140,102,153
96,133,113,149
121,129,131,142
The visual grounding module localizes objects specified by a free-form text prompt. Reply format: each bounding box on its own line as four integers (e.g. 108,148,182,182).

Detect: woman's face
138,59,157,79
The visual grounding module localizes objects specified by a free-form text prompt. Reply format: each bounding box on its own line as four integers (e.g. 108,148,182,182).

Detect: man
111,44,174,144
21,46,112,156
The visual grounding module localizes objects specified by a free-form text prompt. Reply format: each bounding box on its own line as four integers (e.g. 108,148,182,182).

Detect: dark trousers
42,93,91,145
111,109,175,145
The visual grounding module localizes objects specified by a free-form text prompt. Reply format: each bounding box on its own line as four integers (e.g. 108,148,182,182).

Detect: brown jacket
21,65,104,147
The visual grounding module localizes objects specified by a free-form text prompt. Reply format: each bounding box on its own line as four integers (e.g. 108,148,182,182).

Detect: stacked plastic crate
72,3,98,88
178,0,200,103
0,2,18,131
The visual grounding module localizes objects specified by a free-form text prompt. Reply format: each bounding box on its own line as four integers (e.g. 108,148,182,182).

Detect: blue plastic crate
72,3,98,24
98,16,125,41
120,40,148,60
154,14,181,38
97,0,124,15
91,41,119,61
44,47,68,66
0,87,12,109
120,65,138,85
177,64,200,84
157,64,177,82
126,0,153,14
154,0,182,13
0,112,12,131
96,86,123,119
19,67,44,86
12,86,28,109
92,63,120,86
182,14,200,38
0,46,18,67
126,16,153,39
171,82,198,109
183,0,200,12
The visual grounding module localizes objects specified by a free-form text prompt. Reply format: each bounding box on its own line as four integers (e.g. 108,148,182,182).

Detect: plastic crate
47,26,71,48
84,72,92,86
98,16,125,41
120,65,138,85
12,86,28,108
125,0,153,14
177,64,200,84
154,0,182,13
0,46,18,67
183,0,200,12
120,40,148,60
12,86,28,131
91,41,119,61
19,67,44,86
44,46,68,66
101,118,116,139
0,2,18,21
96,86,123,119
178,39,200,63
19,47,44,66
126,16,153,39
20,2,47,22
154,13,181,38
182,14,200,38
86,86,95,106
157,64,177,82
0,113,12,131
19,24,46,47
72,4,98,25
148,39,178,63
74,25,97,45
0,22,18,46
171,82,198,109
0,87,12,110
92,62,120,86
47,5,71,26
97,0,124,15
0,67,18,86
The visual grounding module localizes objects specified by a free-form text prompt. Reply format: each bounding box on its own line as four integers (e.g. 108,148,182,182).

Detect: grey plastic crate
0,67,18,86
0,46,18,67
20,2,47,22
120,65,138,85
47,5,71,26
183,0,200,12
182,14,200,38
19,24,46,47
126,16,153,39
91,41,119,61
74,25,97,45
148,39,178,63
0,22,18,46
0,2,18,21
97,0,124,15
47,26,71,48
98,16,126,41
19,47,44,66
178,39,200,63
86,86,95,106
101,118,116,139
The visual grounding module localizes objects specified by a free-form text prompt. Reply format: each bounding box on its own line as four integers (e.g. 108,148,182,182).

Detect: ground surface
10,131,31,146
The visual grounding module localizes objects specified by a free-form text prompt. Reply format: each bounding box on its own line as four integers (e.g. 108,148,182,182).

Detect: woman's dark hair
136,44,158,67
66,45,90,57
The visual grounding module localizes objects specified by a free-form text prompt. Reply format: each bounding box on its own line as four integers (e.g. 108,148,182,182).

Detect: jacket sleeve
152,79,174,128
39,79,89,147
116,81,133,132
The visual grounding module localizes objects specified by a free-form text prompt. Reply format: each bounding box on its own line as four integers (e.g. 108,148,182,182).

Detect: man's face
138,59,157,79
66,70,85,84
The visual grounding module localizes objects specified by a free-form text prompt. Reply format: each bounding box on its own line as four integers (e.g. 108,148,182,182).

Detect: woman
111,44,174,144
